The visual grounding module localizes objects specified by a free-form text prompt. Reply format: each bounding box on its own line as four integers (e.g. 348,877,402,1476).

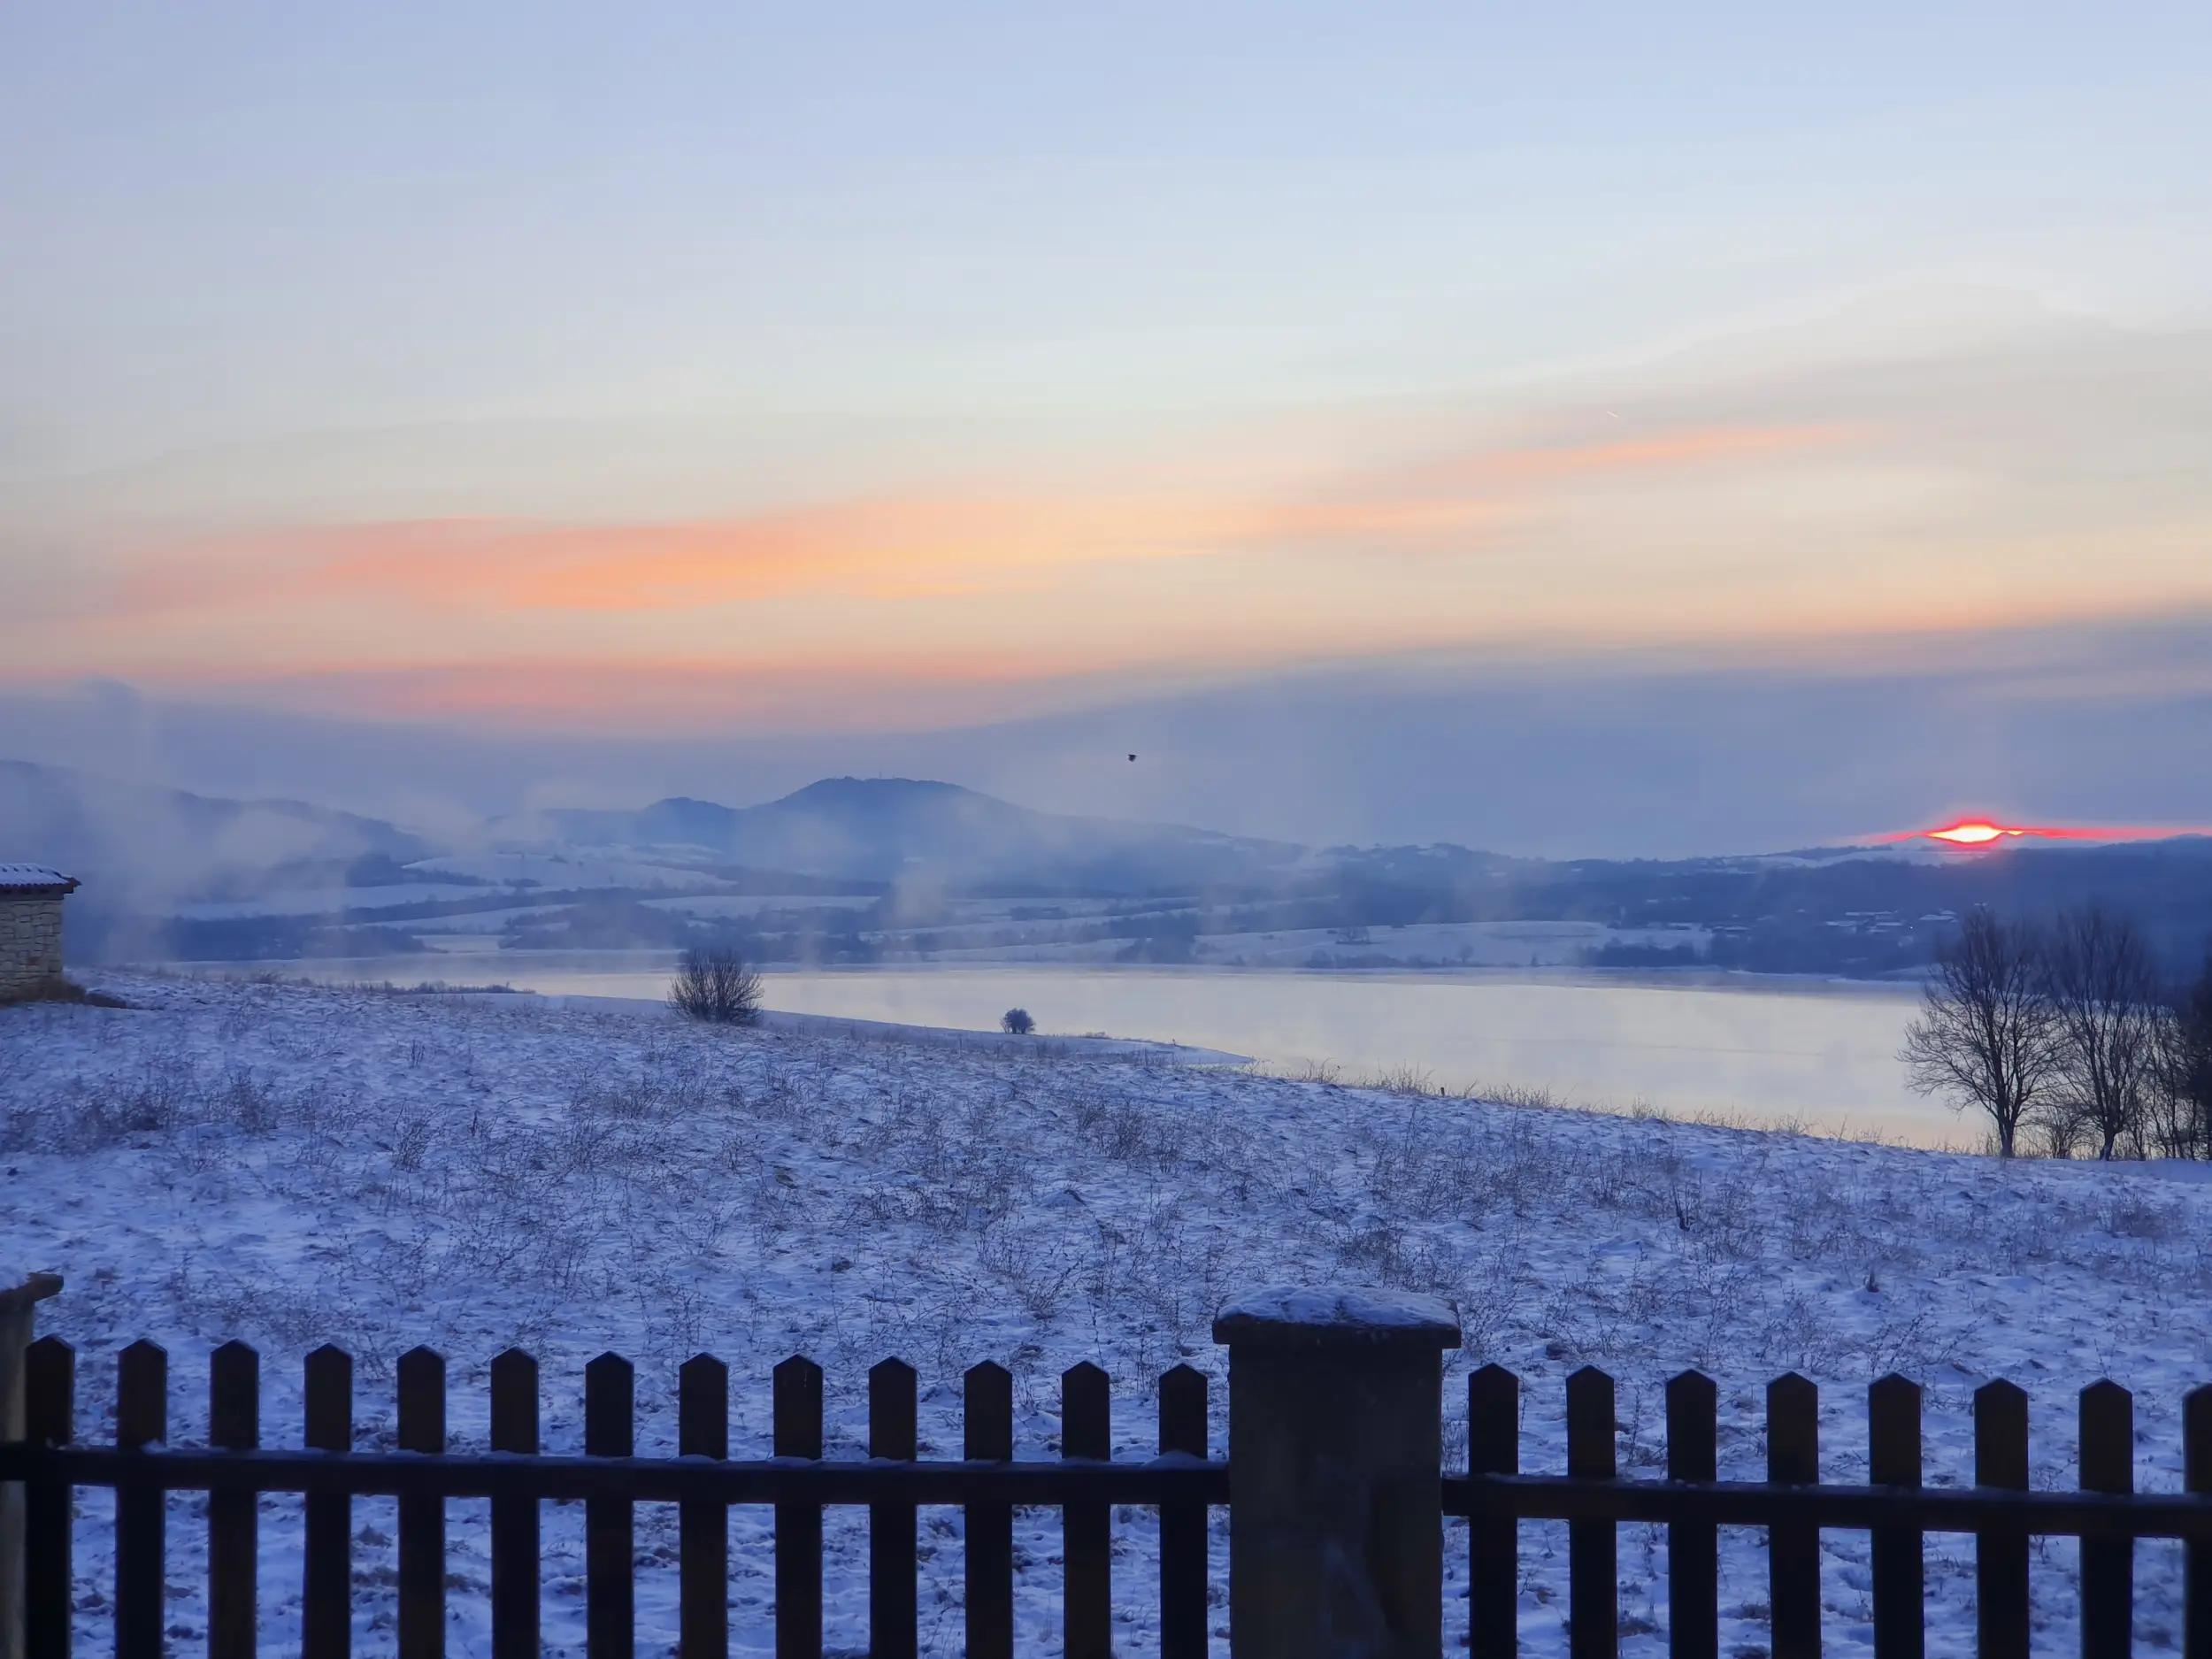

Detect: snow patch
1214,1286,1463,1343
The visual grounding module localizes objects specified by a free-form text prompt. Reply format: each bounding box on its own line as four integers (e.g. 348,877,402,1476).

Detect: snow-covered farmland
1187,920,1712,970
173,885,505,921
6,975,2212,1655
410,852,728,891
639,895,879,919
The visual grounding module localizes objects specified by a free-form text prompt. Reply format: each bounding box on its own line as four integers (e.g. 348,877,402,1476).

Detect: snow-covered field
156,852,1721,972
174,885,502,921
639,894,879,919
1183,920,1713,970
6,974,2211,1655
411,852,727,891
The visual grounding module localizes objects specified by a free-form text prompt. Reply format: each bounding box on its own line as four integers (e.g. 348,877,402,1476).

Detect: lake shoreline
157,949,1932,1000
139,953,1947,1144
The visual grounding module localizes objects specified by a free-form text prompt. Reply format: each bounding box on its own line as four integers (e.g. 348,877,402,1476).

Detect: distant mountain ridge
0,758,430,902
14,755,2212,978
508,775,1308,893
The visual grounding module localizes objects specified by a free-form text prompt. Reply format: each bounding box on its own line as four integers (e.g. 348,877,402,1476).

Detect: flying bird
1127,753,1137,762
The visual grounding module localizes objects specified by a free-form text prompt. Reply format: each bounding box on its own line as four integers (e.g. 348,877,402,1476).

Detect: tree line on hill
1902,904,2212,1158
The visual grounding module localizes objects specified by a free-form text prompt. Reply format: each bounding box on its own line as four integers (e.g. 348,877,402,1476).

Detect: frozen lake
361,956,1952,1147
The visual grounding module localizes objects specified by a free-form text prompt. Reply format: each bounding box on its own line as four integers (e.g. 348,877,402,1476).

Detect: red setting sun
1925,821,2026,846
1889,820,2203,850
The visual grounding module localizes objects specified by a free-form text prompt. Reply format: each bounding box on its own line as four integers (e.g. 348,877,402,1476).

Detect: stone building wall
0,895,65,1001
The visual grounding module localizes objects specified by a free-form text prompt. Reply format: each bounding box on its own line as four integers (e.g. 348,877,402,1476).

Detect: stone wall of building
0,895,65,1001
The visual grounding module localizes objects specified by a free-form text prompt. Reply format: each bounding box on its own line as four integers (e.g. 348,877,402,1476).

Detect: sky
4,2,2211,853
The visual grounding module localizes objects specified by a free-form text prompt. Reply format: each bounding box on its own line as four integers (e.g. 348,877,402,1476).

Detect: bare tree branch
1899,907,2061,1157
2043,905,2164,1160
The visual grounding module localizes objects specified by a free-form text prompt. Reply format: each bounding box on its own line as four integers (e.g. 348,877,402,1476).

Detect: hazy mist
9,607,2211,859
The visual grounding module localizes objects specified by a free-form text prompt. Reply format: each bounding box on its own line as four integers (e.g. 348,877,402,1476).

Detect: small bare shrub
670,946,764,1025
221,1068,280,1133
390,1116,435,1172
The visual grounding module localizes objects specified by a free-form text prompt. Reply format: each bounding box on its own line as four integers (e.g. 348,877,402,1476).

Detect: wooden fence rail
7,1286,2212,1657
1453,1361,2212,1659
0,1337,1219,1659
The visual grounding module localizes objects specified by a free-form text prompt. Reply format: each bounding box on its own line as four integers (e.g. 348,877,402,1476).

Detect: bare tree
2043,905,2164,1160
669,945,764,1025
2147,952,2212,1158
1000,1007,1035,1035
1899,907,2062,1157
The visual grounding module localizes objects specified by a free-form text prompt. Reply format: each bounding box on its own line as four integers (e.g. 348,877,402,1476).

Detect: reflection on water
326,955,1951,1148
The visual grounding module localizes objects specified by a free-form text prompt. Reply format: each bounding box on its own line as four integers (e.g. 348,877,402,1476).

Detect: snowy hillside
7,977,2212,1655
503,777,1309,892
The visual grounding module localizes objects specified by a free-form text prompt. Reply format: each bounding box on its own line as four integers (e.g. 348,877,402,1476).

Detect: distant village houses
0,864,78,1002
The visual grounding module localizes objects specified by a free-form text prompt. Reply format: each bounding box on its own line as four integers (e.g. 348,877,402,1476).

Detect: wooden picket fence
1,1338,1218,1659
1450,1363,2212,1659
8,1315,2212,1656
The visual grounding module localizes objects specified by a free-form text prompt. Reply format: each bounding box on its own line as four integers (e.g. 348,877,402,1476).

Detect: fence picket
2187,1386,2212,1659
114,1340,165,1659
2081,1380,2134,1658
586,1354,635,1659
679,1354,729,1659
1973,1379,2030,1659
1766,1372,1820,1659
24,1336,73,1659
1869,1375,1924,1659
1062,1362,1111,1659
1566,1367,1618,1659
303,1345,353,1659
867,1358,917,1659
1158,1363,1209,1659
396,1346,447,1659
488,1349,540,1659
773,1356,824,1659
964,1362,1015,1659
24,1330,2212,1659
208,1341,259,1659
1665,1371,1717,1659
1468,1363,1520,1659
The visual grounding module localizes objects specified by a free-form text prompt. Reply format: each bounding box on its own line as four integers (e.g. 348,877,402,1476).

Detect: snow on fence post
1213,1286,1463,1658
0,1271,63,1659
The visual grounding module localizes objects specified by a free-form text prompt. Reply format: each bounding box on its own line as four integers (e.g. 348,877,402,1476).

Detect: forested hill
1306,838,2212,976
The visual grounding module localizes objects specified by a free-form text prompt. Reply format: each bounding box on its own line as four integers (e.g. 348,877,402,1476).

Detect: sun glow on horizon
1880,818,2211,850
1926,820,2024,846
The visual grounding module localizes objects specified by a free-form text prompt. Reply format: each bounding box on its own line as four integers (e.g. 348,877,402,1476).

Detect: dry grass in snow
7,974,2212,1655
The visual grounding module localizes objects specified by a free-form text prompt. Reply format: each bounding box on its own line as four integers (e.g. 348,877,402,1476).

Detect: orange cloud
116,494,1497,618
105,421,1853,620
1372,421,1860,497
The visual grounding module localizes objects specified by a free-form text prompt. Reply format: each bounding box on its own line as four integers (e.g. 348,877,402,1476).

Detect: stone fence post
1,1271,63,1659
1214,1287,1462,1659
